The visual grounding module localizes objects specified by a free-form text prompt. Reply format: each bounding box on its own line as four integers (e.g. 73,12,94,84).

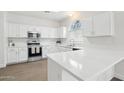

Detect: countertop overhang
47,48,124,80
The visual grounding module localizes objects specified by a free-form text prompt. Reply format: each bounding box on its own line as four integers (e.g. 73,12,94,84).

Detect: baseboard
114,73,124,80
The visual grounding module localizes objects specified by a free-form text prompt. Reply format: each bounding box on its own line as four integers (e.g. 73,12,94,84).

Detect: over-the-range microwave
28,31,40,38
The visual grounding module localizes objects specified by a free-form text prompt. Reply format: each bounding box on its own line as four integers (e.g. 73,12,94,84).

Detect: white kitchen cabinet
7,47,28,65
42,46,57,58
28,25,37,32
8,23,29,38
8,23,20,37
35,26,42,34
93,12,114,36
89,66,114,81
20,24,29,37
7,48,18,64
82,17,93,36
7,23,60,38
58,27,67,38
41,27,58,38
48,58,78,81
40,27,49,38
18,48,28,63
83,12,114,37
49,27,58,38
42,46,47,58
48,58,62,81
62,70,78,81
0,12,6,68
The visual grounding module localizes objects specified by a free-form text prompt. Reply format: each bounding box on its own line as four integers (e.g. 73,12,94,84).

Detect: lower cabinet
62,70,79,81
48,58,79,81
48,57,114,81
48,58,62,81
7,48,18,64
18,48,28,63
89,66,114,81
7,47,28,65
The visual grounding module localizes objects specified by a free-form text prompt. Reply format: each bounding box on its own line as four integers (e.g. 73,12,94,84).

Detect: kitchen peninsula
47,48,124,81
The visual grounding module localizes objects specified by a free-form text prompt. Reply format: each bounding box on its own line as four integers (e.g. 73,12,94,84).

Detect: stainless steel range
27,40,42,62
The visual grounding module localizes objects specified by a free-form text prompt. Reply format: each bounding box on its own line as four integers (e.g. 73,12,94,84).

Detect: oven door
28,46,42,57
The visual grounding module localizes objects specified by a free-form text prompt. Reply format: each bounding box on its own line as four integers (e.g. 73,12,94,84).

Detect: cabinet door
42,46,48,58
20,24,29,37
18,48,28,63
42,46,53,58
62,70,78,81
41,27,49,38
58,27,67,38
93,12,112,36
41,27,58,38
49,27,58,38
48,58,62,81
35,26,41,35
82,17,93,36
42,46,58,58
7,48,18,64
8,23,20,37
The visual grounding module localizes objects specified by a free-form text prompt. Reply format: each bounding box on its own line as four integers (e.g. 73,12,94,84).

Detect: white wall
7,13,59,27
60,11,124,79
0,12,7,68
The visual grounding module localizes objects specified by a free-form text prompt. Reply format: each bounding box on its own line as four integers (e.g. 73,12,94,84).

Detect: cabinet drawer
7,48,18,64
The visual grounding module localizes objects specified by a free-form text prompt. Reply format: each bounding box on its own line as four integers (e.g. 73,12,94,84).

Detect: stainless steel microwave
28,32,40,38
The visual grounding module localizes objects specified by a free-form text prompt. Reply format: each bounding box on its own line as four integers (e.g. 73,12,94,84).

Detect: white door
18,48,28,63
7,48,18,64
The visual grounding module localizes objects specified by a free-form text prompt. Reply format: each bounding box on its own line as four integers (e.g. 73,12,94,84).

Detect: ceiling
8,11,105,21
8,11,72,21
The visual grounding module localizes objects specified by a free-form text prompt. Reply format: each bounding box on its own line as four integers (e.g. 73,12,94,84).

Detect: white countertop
47,48,124,80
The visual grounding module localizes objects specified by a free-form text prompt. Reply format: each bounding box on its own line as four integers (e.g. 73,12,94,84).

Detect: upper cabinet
7,23,63,38
38,26,58,38
58,26,67,38
8,23,29,38
82,12,114,37
8,23,20,37
82,17,93,36
20,24,29,38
